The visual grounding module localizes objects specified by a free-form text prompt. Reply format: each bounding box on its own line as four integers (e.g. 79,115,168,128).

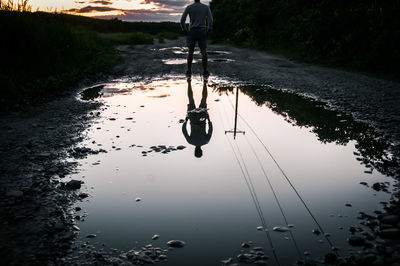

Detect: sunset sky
29,0,211,21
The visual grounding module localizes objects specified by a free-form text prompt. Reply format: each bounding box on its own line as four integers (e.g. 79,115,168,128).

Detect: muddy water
71,76,393,265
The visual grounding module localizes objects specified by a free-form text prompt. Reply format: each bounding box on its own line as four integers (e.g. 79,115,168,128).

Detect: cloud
68,5,119,13
95,8,182,21
140,0,190,9
90,0,113,5
66,0,212,21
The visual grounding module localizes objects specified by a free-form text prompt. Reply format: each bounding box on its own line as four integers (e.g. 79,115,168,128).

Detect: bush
0,10,118,109
210,0,400,76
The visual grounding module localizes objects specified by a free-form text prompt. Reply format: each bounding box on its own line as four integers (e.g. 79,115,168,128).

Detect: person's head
195,146,203,158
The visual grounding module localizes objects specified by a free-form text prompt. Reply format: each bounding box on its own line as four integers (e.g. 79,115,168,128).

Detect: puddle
210,58,235,63
157,47,231,56
161,58,234,65
73,76,395,265
162,58,197,65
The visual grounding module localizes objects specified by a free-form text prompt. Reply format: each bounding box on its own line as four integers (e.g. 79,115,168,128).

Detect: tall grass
0,0,31,12
0,11,118,109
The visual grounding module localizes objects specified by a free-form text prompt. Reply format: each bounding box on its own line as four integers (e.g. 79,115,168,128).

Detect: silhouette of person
182,80,213,158
180,0,213,78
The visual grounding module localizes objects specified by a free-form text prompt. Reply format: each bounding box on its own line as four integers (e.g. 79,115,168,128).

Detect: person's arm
182,119,190,141
180,7,189,33
207,6,213,30
206,120,213,141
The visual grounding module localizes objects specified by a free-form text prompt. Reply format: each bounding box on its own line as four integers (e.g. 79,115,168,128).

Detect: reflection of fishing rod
225,91,304,259
217,97,280,266
232,95,340,257
225,87,245,139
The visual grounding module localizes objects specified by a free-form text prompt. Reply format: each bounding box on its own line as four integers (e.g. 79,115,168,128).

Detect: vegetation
0,5,181,110
210,0,400,77
99,32,154,46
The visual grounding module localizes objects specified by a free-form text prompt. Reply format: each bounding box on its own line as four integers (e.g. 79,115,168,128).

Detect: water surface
71,76,394,265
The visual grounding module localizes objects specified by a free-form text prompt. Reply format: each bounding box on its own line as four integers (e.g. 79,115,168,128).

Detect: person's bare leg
200,81,208,107
187,48,195,73
201,49,208,73
187,80,195,106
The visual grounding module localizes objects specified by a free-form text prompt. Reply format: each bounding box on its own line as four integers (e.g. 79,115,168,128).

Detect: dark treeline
210,0,400,76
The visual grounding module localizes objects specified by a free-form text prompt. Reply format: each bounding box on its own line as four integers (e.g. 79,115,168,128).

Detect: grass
0,7,182,111
99,32,154,46
0,10,119,110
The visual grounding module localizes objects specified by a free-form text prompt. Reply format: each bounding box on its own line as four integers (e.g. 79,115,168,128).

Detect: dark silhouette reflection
214,85,398,176
182,80,213,158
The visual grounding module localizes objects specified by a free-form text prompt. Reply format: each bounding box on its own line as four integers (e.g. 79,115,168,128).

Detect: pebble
167,240,186,247
86,234,97,238
72,225,80,231
348,236,365,246
237,253,253,262
379,228,400,239
256,226,263,230
273,226,290,232
324,253,337,263
135,198,142,202
380,215,399,225
221,257,232,264
79,193,89,198
241,242,250,248
152,234,159,240
312,229,321,235
345,203,352,207
6,190,23,197
66,180,82,190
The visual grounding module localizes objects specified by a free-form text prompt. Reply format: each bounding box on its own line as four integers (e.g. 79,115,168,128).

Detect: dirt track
1,38,399,264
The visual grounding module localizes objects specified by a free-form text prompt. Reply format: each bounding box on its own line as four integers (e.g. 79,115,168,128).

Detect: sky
29,0,211,22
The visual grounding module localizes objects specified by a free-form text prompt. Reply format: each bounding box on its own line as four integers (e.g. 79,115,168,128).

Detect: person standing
180,0,213,78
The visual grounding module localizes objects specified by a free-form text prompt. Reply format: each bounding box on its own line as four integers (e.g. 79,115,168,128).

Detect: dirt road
0,38,399,265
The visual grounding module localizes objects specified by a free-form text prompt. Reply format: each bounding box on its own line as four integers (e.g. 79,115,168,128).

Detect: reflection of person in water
182,80,213,158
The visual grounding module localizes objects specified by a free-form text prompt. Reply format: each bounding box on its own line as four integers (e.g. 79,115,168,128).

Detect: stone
379,228,400,239
312,229,321,235
86,234,96,238
152,234,159,240
241,242,250,248
324,253,337,263
6,190,23,197
348,236,365,246
167,240,185,247
237,253,254,262
380,215,399,225
79,193,89,198
254,260,268,265
66,180,82,189
221,258,232,264
273,226,290,232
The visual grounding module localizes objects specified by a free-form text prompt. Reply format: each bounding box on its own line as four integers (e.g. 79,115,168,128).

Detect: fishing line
229,89,339,253
224,92,303,258
216,97,281,266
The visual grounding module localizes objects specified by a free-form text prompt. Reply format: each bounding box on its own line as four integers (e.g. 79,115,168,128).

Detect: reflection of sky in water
71,77,393,265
